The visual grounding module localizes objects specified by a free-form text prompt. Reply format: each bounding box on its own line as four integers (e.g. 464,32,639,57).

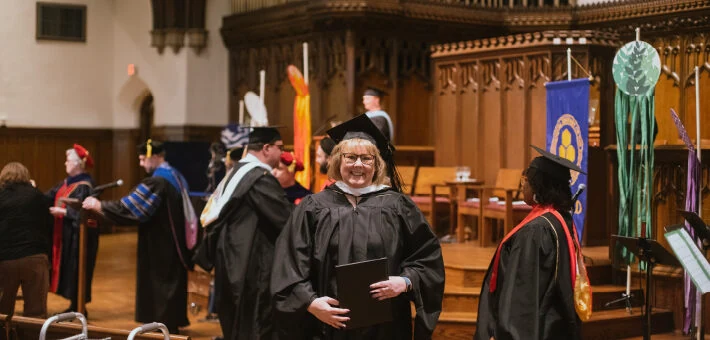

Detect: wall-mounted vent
36,2,87,42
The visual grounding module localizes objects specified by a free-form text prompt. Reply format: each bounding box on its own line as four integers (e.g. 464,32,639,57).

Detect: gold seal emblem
549,113,584,186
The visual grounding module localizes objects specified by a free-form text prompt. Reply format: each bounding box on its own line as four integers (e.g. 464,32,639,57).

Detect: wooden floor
14,232,222,340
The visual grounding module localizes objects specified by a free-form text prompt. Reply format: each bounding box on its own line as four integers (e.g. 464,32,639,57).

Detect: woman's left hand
370,276,407,301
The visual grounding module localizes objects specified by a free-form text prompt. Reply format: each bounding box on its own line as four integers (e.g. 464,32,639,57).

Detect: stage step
431,308,674,339
581,308,675,339
433,311,477,340
444,264,487,289
443,286,480,313
591,285,645,311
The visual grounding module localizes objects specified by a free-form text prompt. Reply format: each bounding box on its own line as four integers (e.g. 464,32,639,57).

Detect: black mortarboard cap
137,139,165,157
529,145,586,179
327,114,392,158
363,86,386,97
327,114,402,193
226,146,245,161
248,126,282,145
320,137,336,156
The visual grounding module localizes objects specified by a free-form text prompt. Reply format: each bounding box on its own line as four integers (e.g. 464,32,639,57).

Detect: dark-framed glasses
342,153,375,165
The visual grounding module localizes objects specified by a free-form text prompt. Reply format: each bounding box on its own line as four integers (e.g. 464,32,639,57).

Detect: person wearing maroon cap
272,151,312,204
45,144,98,316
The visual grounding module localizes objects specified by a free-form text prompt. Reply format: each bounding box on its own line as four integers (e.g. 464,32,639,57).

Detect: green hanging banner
612,40,661,265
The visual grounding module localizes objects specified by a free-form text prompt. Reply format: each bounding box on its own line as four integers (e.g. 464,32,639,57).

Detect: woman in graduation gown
271,114,445,340
46,144,98,315
474,145,589,340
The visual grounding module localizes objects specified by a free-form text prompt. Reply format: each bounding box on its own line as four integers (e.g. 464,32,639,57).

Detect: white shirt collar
239,153,273,171
335,181,389,196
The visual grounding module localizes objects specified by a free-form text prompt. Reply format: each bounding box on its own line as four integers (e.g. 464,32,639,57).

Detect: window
36,2,86,42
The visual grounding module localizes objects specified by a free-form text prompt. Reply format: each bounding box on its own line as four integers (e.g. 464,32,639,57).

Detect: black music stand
677,210,710,339
613,235,680,340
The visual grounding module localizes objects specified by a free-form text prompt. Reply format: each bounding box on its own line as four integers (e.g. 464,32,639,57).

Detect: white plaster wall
0,0,114,128
0,0,230,129
185,0,230,126
111,0,188,128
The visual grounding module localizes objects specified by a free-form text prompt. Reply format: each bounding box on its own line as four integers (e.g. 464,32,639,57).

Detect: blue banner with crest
545,78,589,242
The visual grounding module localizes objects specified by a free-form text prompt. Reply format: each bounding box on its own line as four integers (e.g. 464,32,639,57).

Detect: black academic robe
271,185,445,340
474,211,581,340
284,181,312,204
46,173,99,305
101,176,192,331
194,161,293,340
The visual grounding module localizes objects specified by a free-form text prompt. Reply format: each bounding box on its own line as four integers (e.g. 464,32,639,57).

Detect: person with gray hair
45,144,98,316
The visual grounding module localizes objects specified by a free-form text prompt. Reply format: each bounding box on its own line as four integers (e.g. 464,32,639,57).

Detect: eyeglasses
342,153,375,165
270,143,284,151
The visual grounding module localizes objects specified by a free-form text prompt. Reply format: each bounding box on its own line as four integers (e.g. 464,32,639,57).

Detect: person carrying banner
195,127,293,340
474,145,590,340
82,140,197,334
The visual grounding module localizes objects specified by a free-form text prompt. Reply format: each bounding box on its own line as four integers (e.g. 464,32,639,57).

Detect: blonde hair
327,138,388,186
0,162,32,187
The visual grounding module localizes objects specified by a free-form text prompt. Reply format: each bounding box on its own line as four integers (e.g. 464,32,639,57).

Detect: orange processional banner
287,65,311,188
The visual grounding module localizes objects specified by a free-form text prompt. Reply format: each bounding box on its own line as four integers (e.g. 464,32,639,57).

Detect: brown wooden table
443,179,484,242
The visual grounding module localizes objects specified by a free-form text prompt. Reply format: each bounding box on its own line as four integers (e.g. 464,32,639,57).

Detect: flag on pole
287,65,311,188
545,78,590,242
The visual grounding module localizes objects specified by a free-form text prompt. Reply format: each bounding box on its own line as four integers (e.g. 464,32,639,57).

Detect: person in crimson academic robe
83,139,197,334
474,145,588,340
195,126,293,340
45,144,98,315
271,114,445,340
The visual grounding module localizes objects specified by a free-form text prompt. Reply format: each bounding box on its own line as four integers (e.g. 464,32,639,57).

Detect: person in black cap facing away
195,126,292,340
271,114,444,340
82,139,197,334
363,86,395,142
474,145,590,340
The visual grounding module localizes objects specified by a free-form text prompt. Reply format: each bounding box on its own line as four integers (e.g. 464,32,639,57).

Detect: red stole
50,181,89,292
489,204,580,293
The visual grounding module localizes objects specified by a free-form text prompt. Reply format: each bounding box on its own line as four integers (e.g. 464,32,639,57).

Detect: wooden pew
397,165,417,196
0,314,190,340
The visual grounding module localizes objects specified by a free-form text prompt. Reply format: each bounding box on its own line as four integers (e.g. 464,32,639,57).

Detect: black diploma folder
335,257,393,329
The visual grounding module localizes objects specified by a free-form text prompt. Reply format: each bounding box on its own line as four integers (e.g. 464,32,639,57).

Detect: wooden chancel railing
231,0,304,13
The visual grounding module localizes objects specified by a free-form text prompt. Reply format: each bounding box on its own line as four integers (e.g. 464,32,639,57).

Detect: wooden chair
397,165,417,196
457,168,531,246
409,166,458,236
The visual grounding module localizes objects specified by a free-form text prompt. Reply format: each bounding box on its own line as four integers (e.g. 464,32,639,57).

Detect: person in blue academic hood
83,139,197,334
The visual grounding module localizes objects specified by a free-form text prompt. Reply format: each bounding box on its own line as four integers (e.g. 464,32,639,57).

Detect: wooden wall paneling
435,63,459,166
277,78,296,144
683,33,710,145
653,35,683,145
112,129,140,200
481,58,502,185
460,61,481,177
324,71,348,123
396,76,431,146
502,56,527,170
528,53,550,160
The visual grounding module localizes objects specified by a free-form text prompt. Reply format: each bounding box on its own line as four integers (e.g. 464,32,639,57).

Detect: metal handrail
39,312,88,340
127,323,170,340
